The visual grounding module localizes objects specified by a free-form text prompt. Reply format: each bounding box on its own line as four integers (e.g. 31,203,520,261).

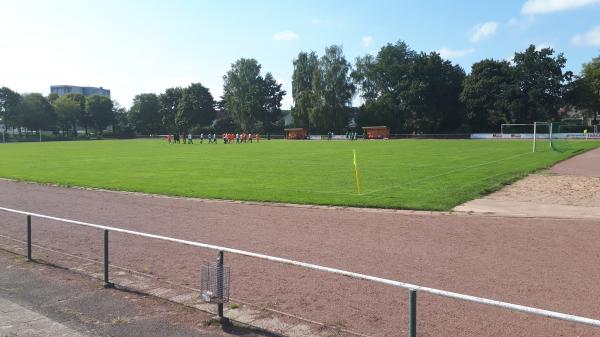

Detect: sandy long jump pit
454,147,600,219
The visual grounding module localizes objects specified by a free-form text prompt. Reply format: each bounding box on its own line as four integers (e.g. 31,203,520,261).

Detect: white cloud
437,47,476,59
535,41,554,50
522,0,600,14
272,31,299,42
311,18,330,25
507,17,519,27
362,36,373,47
470,22,499,42
571,25,600,46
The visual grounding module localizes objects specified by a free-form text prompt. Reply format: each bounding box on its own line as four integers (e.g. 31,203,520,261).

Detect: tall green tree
291,51,319,130
353,42,417,132
47,93,59,104
223,58,285,131
511,45,572,123
0,87,21,131
86,95,113,135
352,41,464,133
565,77,596,119
581,54,600,124
53,95,81,135
310,45,355,133
260,72,285,133
223,58,263,131
460,59,516,131
112,102,134,137
65,93,88,134
128,93,161,134
403,52,465,132
18,93,56,132
176,83,216,132
159,87,183,133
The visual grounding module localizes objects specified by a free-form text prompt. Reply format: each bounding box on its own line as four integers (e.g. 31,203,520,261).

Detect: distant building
50,85,110,98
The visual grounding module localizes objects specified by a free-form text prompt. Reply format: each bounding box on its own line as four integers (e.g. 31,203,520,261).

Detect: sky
1,0,599,109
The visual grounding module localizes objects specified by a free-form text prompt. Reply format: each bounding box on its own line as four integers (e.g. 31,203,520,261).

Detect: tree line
1,41,599,138
0,58,286,138
0,90,116,137
293,42,600,134
129,58,286,136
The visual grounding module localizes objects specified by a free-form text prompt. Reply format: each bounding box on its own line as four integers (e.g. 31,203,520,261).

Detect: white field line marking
362,152,533,197
251,150,533,197
1,206,600,328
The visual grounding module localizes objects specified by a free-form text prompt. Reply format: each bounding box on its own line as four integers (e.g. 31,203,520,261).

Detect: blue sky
1,0,599,109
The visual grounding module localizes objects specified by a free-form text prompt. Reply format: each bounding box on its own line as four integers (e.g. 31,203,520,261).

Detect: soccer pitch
0,139,597,210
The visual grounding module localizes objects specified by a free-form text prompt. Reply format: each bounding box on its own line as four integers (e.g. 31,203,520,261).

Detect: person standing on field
187,133,193,144
248,132,253,143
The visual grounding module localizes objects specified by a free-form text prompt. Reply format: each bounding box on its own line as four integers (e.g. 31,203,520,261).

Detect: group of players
222,132,260,144
165,132,260,144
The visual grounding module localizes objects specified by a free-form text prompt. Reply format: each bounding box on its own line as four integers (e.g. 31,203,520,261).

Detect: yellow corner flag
353,149,361,194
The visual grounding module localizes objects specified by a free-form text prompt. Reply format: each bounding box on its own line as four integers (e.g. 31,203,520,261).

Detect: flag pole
353,149,361,194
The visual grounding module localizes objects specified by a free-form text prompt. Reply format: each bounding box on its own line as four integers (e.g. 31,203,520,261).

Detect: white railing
1,206,599,336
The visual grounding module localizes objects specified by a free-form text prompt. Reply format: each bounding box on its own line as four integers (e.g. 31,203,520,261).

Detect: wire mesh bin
200,261,230,303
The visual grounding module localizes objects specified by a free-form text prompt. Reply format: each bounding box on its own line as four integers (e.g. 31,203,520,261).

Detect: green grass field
0,139,597,210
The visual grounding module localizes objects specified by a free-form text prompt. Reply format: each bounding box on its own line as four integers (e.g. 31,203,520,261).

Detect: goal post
532,122,578,153
504,122,583,153
501,123,534,135
532,122,552,153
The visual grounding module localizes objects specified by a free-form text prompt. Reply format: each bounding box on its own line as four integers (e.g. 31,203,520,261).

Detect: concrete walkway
0,250,268,337
0,297,88,337
454,199,600,219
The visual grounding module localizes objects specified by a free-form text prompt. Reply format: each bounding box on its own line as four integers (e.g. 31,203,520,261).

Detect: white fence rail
1,206,599,335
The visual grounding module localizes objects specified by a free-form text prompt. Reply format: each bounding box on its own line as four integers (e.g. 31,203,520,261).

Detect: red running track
1,179,599,336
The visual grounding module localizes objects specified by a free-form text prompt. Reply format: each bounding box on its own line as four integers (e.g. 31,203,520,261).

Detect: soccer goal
502,122,572,152
532,122,577,153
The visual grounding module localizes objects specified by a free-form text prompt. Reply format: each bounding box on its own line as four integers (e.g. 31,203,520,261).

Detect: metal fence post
26,215,32,261
103,229,113,288
408,289,417,337
216,250,227,323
